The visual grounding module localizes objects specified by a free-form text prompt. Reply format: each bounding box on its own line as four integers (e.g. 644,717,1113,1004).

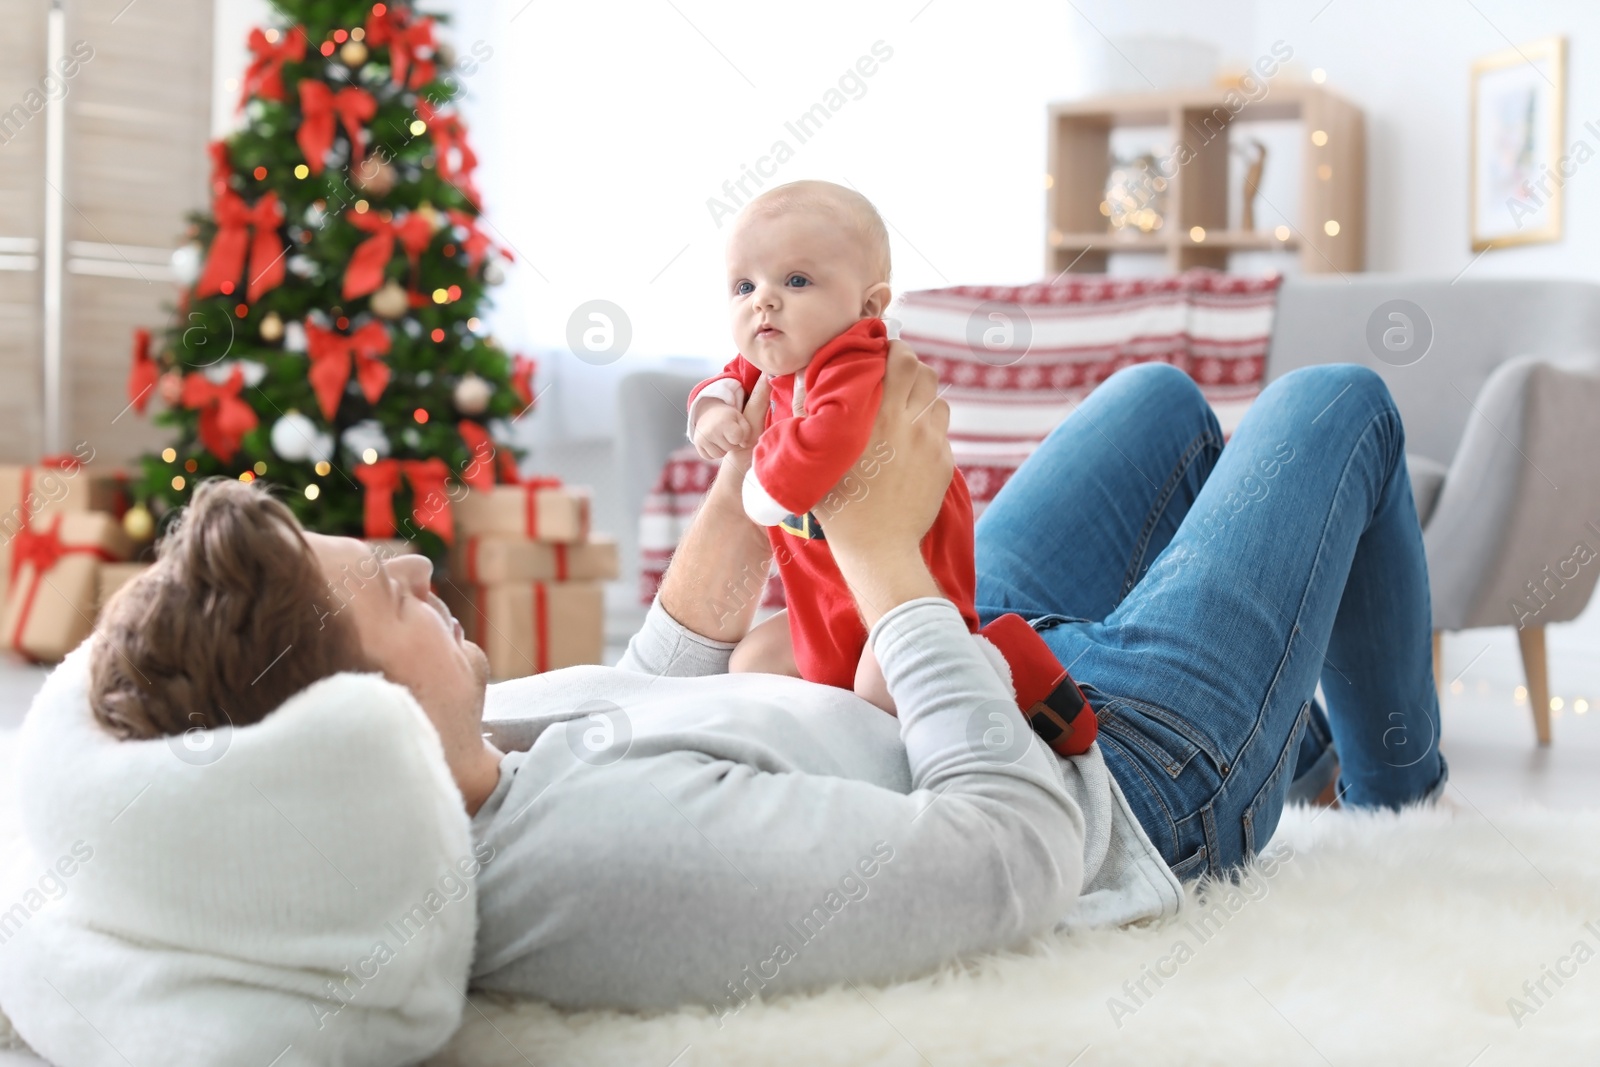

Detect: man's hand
816,340,950,629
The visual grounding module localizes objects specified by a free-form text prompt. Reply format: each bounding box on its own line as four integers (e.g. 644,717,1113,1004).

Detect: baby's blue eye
735,281,753,295
787,275,809,287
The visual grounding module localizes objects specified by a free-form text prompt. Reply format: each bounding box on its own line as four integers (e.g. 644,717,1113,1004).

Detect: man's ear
861,282,892,319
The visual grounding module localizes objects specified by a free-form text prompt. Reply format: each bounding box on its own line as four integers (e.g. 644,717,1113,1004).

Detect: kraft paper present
4,512,133,662
441,578,604,681
451,534,619,584
95,562,153,615
0,462,128,605
452,482,592,543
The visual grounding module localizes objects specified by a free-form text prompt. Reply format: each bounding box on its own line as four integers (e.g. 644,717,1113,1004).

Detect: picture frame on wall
1470,36,1567,251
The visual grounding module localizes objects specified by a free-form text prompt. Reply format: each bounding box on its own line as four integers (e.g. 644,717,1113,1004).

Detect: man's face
726,206,879,377
306,533,489,759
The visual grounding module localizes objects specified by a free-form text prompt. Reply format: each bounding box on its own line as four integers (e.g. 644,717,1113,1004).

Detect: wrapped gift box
96,562,153,615
4,512,133,662
451,535,619,584
453,482,591,543
441,579,604,681
0,462,128,604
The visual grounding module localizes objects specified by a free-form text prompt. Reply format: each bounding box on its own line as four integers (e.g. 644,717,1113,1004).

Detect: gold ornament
453,373,492,415
259,310,284,342
340,40,369,67
354,157,396,197
369,280,409,319
414,201,440,230
123,504,154,542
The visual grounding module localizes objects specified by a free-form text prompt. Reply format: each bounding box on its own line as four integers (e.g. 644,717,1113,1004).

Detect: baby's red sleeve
746,321,887,521
687,355,763,411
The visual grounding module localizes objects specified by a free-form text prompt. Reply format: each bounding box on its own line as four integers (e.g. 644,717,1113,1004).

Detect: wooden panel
1047,114,1112,275
0,1,49,462
61,0,211,465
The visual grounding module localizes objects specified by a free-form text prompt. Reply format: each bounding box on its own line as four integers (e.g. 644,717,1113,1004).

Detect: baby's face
726,207,882,377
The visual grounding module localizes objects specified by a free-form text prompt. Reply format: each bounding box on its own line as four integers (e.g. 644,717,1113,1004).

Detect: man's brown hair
91,478,366,740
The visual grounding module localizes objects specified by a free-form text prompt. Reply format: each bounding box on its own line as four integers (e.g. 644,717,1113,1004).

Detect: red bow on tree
238,26,306,110
354,457,454,543
509,353,537,410
181,368,259,463
305,320,391,421
446,208,495,267
365,7,436,89
456,420,499,491
127,329,158,414
196,190,286,303
342,209,433,301
297,81,377,177
417,100,478,182
208,141,231,196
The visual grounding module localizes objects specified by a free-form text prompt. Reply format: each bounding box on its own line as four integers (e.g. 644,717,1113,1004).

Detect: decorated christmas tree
125,0,534,559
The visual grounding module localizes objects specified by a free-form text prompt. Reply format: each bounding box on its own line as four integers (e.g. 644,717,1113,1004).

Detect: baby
687,180,1097,756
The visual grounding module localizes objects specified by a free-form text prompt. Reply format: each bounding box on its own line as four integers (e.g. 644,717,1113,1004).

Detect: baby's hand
692,401,754,461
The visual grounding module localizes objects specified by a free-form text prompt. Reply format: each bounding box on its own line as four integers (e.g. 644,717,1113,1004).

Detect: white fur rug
3,728,1598,1067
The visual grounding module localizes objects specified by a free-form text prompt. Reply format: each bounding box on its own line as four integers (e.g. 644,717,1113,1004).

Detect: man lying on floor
0,341,1445,1066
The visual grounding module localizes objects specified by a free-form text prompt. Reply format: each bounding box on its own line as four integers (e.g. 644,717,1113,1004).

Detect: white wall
211,0,1600,348
1253,0,1600,281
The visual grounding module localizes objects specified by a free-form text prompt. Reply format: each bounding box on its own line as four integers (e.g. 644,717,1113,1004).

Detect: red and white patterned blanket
639,269,1283,606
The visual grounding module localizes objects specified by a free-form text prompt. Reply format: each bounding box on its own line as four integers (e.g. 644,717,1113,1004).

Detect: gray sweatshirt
468,597,1182,1014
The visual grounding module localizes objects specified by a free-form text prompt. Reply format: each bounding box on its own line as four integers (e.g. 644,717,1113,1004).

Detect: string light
171,476,186,491
305,484,321,500
161,448,176,463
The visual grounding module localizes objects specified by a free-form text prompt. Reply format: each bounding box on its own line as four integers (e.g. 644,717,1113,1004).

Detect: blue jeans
974,362,1448,882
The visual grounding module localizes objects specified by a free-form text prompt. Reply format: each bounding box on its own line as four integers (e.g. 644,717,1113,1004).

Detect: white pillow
0,643,478,1067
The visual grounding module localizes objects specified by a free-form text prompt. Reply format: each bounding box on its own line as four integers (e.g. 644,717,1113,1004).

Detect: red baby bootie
978,613,1098,757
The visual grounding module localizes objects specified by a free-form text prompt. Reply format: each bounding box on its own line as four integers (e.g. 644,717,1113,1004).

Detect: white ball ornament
341,419,391,461
271,412,320,462
309,431,336,465
170,243,202,285
483,258,505,285
453,373,491,415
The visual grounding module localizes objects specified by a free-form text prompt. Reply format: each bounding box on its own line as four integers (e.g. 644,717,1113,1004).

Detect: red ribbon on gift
127,329,157,414
456,420,497,492
8,515,120,656
180,368,259,463
533,581,549,673
354,457,454,544
196,190,286,304
461,538,569,584
517,477,565,539
297,81,377,177
238,26,306,111
342,209,433,301
365,6,436,89
306,320,391,421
